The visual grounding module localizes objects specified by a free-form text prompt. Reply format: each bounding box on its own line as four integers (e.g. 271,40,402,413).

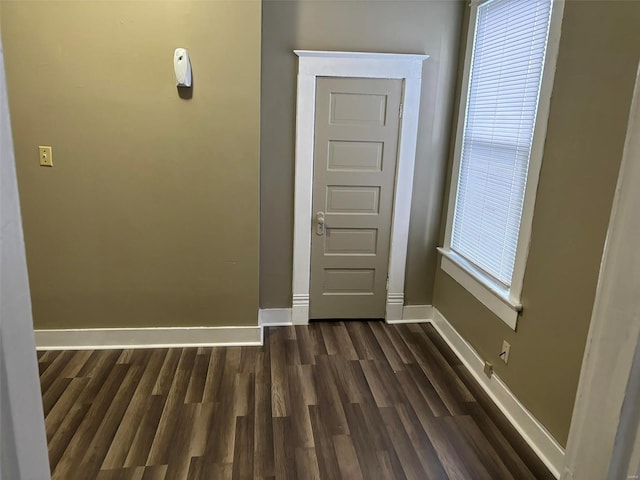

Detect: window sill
437,248,521,330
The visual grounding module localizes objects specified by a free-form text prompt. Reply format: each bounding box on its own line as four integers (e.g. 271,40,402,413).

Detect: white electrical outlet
500,340,511,364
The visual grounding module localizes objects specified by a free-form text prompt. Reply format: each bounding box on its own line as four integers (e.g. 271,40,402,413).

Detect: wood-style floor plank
102,349,167,469
53,363,129,479
123,395,166,468
394,402,449,479
78,365,145,479
42,377,72,416
39,321,556,479
332,434,364,480
308,404,342,480
40,351,75,393
48,401,91,473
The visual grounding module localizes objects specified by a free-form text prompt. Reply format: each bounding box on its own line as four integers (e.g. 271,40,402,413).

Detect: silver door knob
315,211,325,236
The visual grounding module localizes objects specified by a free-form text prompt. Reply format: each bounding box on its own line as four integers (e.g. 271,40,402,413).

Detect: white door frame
292,51,428,325
561,61,640,480
0,38,51,479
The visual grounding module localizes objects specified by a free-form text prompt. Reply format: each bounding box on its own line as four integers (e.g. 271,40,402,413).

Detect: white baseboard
35,325,263,350
259,305,433,326
385,293,405,322
259,308,293,327
431,308,565,478
386,304,433,324
34,303,431,350
291,295,309,325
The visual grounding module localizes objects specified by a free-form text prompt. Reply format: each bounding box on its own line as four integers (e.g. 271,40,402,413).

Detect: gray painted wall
260,0,465,308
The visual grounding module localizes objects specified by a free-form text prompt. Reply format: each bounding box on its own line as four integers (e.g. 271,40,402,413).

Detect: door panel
310,77,402,319
327,141,383,171
324,228,378,255
329,92,388,125
323,269,376,294
326,186,381,214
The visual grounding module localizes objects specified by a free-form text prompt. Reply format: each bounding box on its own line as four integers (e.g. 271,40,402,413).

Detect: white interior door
309,77,402,319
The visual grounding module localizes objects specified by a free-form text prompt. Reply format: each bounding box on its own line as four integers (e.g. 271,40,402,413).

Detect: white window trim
439,0,565,330
291,50,428,325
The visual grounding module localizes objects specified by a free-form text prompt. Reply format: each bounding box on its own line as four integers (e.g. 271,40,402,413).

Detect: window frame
439,0,565,330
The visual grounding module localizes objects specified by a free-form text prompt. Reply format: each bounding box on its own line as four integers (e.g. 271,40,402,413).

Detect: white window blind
451,0,553,286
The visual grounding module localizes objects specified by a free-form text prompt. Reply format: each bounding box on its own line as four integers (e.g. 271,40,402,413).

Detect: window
439,0,563,329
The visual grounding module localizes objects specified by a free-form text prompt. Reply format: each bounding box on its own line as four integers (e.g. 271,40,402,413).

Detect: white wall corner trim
259,308,293,327
292,50,428,325
386,304,434,324
561,60,640,480
431,308,565,478
35,325,263,350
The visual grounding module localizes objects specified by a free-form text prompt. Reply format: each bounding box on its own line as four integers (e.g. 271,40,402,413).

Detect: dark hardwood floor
37,321,555,479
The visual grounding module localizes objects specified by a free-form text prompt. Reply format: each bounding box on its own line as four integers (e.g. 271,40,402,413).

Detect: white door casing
0,38,51,479
561,61,640,480
292,51,427,325
310,77,403,319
